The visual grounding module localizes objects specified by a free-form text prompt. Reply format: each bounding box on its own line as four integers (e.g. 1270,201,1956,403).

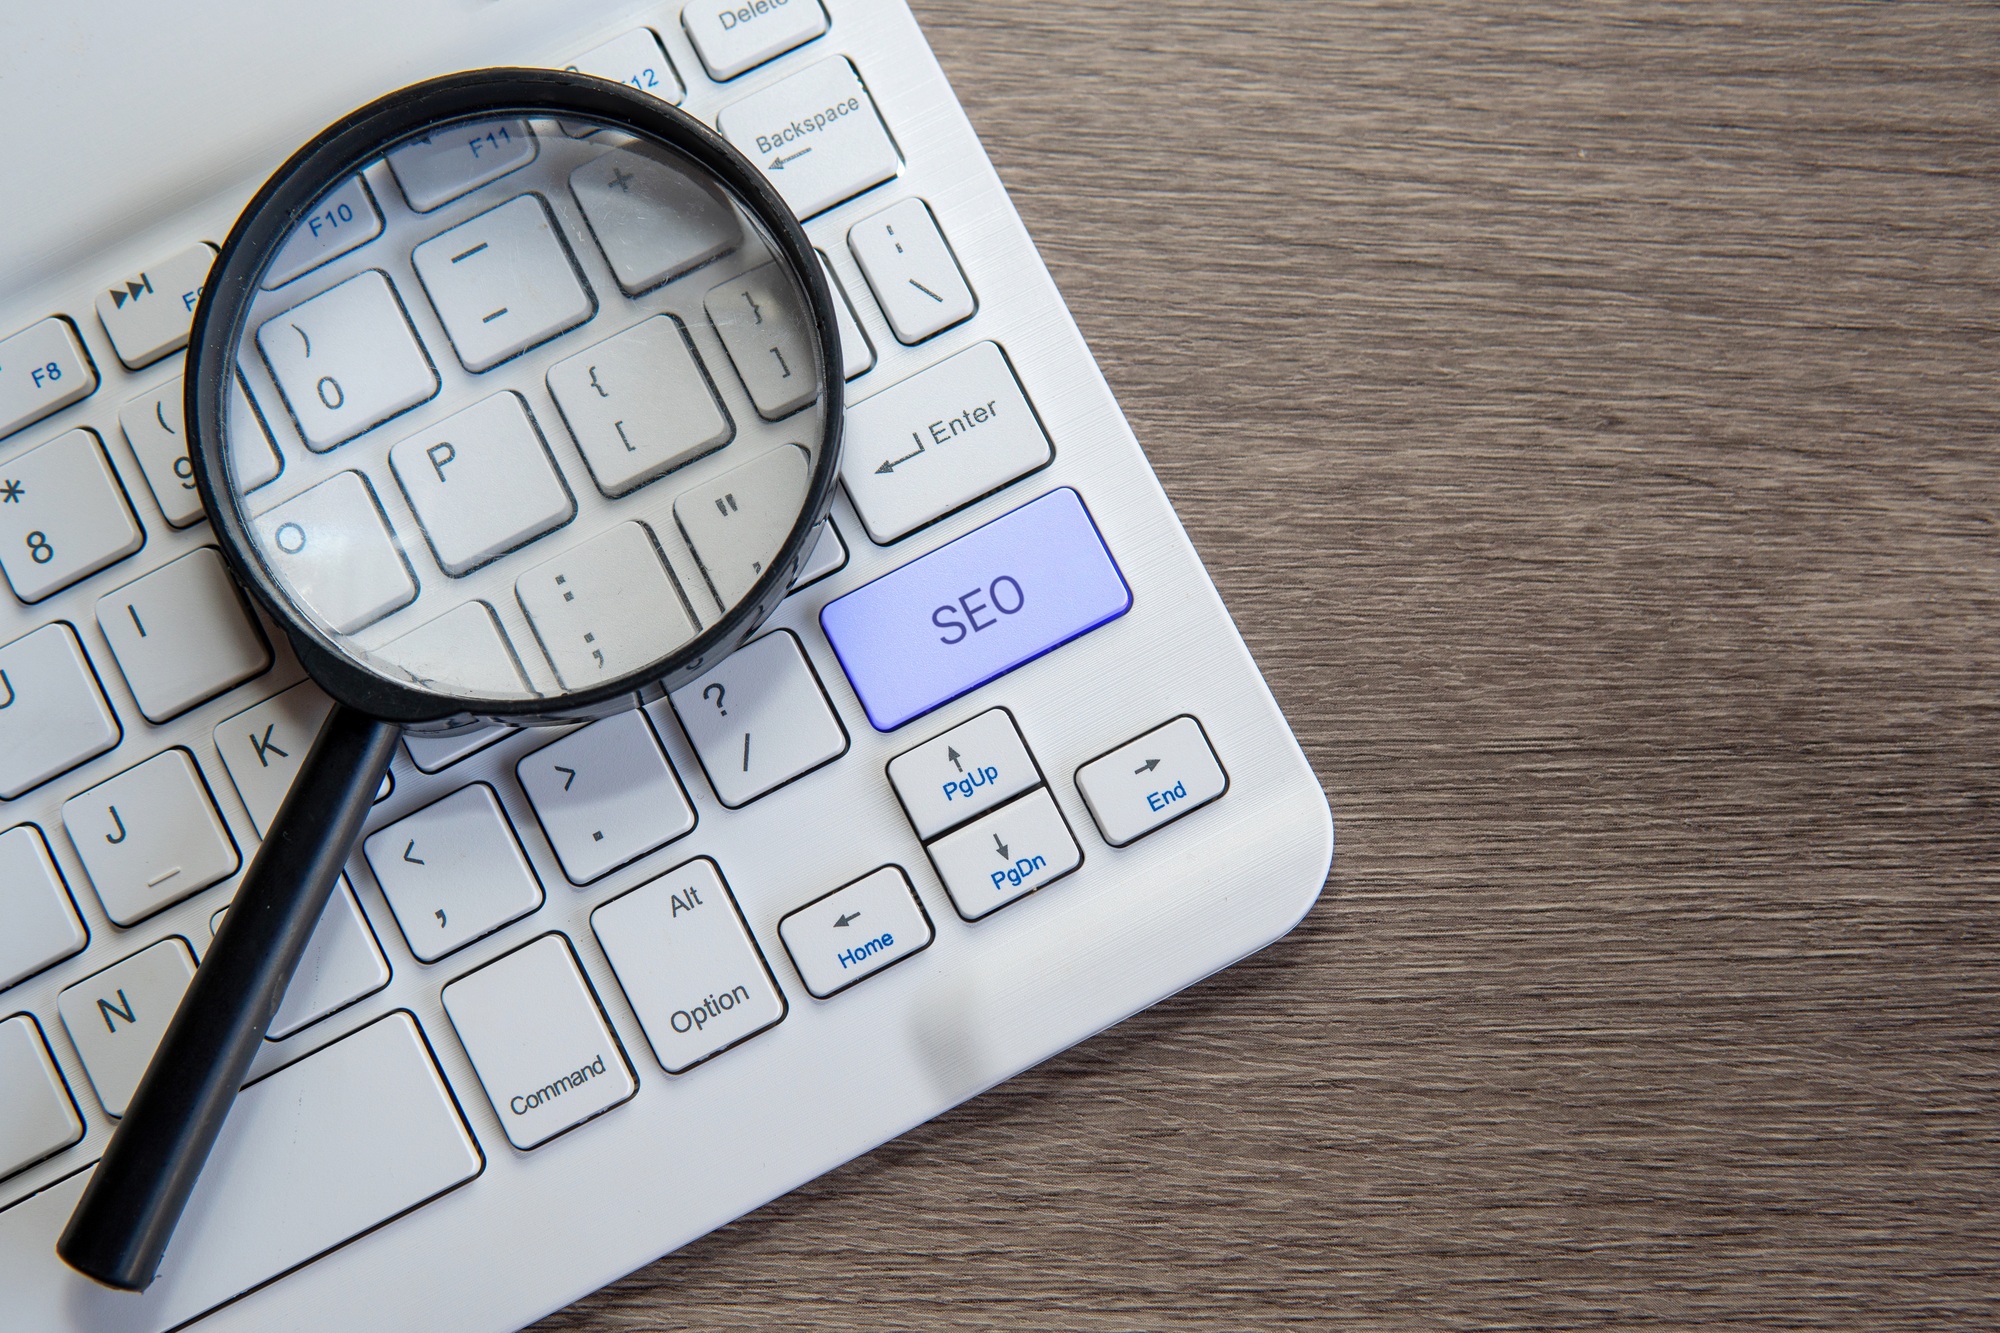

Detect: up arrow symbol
946,746,962,772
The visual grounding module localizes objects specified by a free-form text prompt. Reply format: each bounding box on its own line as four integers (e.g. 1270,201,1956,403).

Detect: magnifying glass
57,69,842,1291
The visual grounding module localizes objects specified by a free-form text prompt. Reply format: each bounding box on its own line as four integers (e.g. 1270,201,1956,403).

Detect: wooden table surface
539,2,1998,1327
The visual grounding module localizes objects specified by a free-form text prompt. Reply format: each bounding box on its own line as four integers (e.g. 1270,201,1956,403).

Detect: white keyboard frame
0,1,1332,1329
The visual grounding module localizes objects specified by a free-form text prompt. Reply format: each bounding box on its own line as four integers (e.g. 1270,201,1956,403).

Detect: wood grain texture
535,2,1999,1327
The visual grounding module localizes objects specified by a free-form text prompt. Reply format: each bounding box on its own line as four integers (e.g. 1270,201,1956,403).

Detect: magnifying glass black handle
57,705,401,1292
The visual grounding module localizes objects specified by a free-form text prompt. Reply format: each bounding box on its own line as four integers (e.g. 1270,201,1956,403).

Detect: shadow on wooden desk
537,1,1998,1327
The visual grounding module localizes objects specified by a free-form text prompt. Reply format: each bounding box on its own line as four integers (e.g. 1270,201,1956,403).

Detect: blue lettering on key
820,489,1132,730
991,854,1046,890
838,932,894,969
943,764,1000,802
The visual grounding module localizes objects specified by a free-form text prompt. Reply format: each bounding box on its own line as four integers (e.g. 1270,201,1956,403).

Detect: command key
819,488,1131,730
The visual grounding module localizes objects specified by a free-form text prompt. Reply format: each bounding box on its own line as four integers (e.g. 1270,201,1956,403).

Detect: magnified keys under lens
59,69,843,1292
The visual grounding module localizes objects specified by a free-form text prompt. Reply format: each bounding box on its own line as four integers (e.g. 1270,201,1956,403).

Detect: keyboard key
363,783,544,962
674,442,809,607
518,710,695,884
790,514,847,592
0,623,121,800
389,391,574,575
212,876,389,1040
402,719,516,774
94,242,216,370
547,315,733,496
925,786,1080,920
718,57,900,219
838,341,1050,544
214,680,331,836
119,377,203,527
57,935,198,1116
0,317,96,440
412,193,594,373
384,602,534,698
0,1016,81,1181
1075,715,1228,848
821,488,1130,730
388,117,537,211
0,427,144,603
0,1012,480,1331
778,864,934,998
262,174,383,289
256,269,440,451
685,0,829,81
887,706,1040,840
849,198,975,344
442,933,637,1150
0,825,87,992
229,371,285,491
669,629,846,807
516,521,699,689
590,858,785,1073
564,27,684,107
820,252,875,379
96,546,272,722
705,262,821,420
252,469,418,634
63,748,239,926
569,150,738,296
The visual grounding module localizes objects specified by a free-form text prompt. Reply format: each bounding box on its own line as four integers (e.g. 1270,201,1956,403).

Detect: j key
705,262,820,419
668,629,846,808
212,876,389,1040
96,546,273,722
547,315,733,496
0,317,96,441
0,1013,481,1332
684,0,829,81
63,747,239,926
563,27,684,109
95,241,216,370
0,623,121,800
364,783,544,962
848,197,976,345
262,175,383,289
0,1016,82,1181
256,269,440,451
0,427,144,603
674,442,810,608
0,824,87,993
442,933,637,1150
251,470,418,634
389,391,574,575
516,521,699,689
568,150,737,296
518,709,695,884
383,602,534,698
590,858,785,1073
388,118,537,212
411,193,594,373
717,57,900,220
57,935,199,1116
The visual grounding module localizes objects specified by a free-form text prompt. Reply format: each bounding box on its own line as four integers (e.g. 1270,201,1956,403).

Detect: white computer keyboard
0,2,1333,1329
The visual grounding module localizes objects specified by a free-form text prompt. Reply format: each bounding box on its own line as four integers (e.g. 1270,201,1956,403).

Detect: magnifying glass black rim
188,68,844,729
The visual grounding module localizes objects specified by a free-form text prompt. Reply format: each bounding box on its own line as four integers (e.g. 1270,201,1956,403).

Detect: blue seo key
820,488,1131,730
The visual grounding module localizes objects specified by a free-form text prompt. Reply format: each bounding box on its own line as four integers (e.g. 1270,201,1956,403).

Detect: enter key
838,341,1051,543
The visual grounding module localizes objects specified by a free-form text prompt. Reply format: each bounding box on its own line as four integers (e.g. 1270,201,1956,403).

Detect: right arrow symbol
1134,758,1159,774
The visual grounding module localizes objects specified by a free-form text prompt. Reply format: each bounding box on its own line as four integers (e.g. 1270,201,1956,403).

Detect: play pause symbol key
95,242,218,369
517,710,694,884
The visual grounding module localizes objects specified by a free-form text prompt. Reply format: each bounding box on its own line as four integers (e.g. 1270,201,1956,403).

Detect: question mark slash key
669,629,847,809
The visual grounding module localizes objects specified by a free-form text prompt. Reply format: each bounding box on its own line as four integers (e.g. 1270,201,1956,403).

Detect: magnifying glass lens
226,110,828,708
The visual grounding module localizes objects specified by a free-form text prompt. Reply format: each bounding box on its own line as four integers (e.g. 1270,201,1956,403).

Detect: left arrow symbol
404,840,425,865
